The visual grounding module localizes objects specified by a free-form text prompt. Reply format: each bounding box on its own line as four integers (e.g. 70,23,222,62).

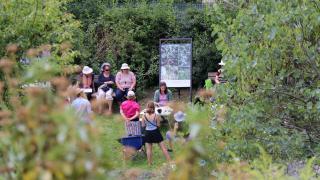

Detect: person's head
120,63,130,74
82,66,93,76
146,101,155,114
159,81,168,94
170,111,187,132
75,88,86,98
127,90,135,100
101,63,111,73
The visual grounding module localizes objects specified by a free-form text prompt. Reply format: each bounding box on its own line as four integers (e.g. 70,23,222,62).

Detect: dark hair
159,81,168,94
146,101,155,114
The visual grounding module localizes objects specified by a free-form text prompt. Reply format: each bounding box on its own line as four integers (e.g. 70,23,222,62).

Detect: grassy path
95,114,181,178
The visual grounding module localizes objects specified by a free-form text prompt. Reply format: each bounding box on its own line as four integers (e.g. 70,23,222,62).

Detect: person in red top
120,91,141,136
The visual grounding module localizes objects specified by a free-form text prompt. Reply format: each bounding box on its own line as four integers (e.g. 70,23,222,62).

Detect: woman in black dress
142,101,171,166
96,63,115,114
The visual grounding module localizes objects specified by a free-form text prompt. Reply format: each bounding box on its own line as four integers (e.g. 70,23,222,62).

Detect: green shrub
67,2,222,88
209,0,320,159
0,48,109,179
0,0,84,64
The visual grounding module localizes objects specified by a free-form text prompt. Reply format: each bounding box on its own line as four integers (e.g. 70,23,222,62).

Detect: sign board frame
159,38,192,102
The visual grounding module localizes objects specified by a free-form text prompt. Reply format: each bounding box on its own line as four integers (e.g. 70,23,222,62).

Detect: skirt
125,120,141,136
145,129,163,144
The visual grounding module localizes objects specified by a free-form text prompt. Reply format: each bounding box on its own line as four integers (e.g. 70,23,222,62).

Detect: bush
0,47,109,179
67,2,222,89
209,0,320,159
0,0,84,64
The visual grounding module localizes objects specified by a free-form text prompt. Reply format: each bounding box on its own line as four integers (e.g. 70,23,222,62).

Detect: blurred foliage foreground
0,45,108,179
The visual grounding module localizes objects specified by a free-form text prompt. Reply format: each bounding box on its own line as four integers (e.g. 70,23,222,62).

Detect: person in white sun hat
78,66,95,100
120,90,141,136
71,88,93,123
115,63,136,102
164,111,186,152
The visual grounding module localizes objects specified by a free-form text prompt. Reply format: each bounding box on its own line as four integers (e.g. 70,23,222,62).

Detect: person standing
120,91,141,136
96,63,115,114
142,101,171,166
115,63,136,102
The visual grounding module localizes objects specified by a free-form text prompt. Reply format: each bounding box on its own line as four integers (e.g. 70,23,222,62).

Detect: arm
128,111,139,121
141,116,146,127
172,122,179,137
167,90,173,101
106,75,115,85
97,74,104,86
129,72,136,90
153,90,159,103
120,109,129,121
86,101,93,120
115,73,124,91
156,115,161,127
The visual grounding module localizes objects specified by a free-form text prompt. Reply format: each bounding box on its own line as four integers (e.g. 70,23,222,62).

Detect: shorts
97,88,113,101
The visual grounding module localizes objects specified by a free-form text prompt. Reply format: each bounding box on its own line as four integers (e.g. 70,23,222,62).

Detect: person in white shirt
71,88,93,123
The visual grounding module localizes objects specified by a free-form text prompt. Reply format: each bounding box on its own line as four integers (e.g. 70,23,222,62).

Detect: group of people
119,82,177,165
77,62,137,114
71,62,177,165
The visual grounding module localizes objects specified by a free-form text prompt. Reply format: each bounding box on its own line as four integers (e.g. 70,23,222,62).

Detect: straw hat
120,63,130,70
82,66,93,74
174,111,186,122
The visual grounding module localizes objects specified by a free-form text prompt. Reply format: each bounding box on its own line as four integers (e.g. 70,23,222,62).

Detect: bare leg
146,143,153,166
159,142,171,162
106,100,112,114
168,140,173,150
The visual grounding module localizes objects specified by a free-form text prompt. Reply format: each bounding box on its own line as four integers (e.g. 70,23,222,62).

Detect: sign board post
159,38,192,102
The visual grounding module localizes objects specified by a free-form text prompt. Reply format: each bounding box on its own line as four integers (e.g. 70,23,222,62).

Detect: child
142,101,171,166
166,111,186,152
71,88,93,123
120,91,141,136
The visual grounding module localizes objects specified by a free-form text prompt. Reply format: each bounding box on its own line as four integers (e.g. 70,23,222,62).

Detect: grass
94,89,191,177
95,114,181,172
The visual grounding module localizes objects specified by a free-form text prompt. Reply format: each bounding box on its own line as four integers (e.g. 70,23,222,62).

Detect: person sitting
153,81,173,107
71,88,93,123
78,66,95,101
96,62,115,114
141,101,171,166
120,91,141,136
115,63,136,103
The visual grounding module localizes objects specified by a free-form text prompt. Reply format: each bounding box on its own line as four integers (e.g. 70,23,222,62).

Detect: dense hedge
67,2,221,88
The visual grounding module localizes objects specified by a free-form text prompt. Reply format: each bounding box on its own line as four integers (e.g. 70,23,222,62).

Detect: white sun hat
174,111,186,122
218,61,225,66
82,66,93,74
127,90,135,97
120,63,130,70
